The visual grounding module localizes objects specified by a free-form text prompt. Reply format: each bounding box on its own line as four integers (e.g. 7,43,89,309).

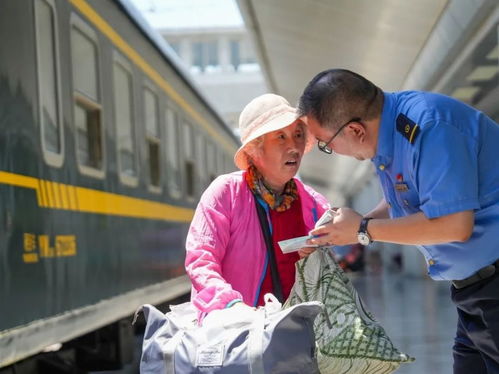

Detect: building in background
131,0,267,130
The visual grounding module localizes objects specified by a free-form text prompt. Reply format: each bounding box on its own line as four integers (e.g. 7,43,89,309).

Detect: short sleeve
415,122,480,218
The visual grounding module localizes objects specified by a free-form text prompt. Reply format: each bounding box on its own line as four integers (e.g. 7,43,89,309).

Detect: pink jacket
185,171,330,313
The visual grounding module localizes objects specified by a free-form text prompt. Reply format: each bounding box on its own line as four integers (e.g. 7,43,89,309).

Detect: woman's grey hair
297,69,383,131
242,137,264,166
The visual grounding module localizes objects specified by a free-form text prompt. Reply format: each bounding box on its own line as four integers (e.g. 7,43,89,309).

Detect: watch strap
358,217,373,234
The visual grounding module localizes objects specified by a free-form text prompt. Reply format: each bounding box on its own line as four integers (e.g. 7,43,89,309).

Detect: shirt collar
372,92,396,167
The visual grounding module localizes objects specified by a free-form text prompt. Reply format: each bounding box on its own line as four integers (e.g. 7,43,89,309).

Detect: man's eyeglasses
317,117,361,154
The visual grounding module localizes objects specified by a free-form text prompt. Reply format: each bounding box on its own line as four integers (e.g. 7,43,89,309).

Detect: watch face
357,232,371,246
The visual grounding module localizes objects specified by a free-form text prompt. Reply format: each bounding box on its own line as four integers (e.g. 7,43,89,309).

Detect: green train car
0,0,239,370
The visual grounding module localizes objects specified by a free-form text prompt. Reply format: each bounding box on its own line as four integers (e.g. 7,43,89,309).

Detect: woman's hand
230,301,256,312
298,247,316,258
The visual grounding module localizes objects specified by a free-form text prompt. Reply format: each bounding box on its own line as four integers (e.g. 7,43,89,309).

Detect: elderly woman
185,94,330,314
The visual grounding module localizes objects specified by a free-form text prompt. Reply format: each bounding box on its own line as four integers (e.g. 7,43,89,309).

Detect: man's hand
308,207,362,246
310,208,474,246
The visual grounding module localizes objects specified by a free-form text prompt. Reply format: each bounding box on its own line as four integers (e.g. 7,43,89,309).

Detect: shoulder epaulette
396,113,420,144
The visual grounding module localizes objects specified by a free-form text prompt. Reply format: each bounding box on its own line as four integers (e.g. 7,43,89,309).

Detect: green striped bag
284,248,414,374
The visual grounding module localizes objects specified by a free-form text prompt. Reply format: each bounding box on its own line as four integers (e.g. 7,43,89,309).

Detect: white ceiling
237,0,449,204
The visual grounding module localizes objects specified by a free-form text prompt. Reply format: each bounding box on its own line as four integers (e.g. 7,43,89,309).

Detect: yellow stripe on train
0,171,194,222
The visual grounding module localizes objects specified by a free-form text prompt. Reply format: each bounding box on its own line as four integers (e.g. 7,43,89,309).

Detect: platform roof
237,0,449,203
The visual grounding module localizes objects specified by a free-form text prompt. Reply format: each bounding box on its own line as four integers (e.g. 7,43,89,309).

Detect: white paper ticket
315,209,336,227
278,235,317,254
278,209,336,254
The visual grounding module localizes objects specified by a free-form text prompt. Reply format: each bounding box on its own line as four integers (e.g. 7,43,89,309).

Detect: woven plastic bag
284,248,414,373
138,294,323,373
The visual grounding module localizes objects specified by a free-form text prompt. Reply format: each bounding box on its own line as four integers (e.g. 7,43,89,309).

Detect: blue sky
128,0,243,29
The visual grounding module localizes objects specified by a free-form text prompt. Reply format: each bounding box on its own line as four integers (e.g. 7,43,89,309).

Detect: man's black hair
298,69,382,129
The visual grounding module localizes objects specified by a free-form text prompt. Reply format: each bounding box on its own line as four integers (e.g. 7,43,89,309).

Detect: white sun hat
233,94,314,170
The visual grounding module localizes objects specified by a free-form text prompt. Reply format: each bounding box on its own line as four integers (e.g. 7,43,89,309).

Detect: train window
70,19,104,176
165,107,181,198
195,133,207,192
206,142,217,182
71,28,99,101
144,86,161,191
113,55,138,185
35,0,63,167
183,122,195,199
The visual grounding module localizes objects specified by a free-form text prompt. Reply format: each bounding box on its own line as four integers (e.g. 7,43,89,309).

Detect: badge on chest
394,173,409,192
395,183,409,192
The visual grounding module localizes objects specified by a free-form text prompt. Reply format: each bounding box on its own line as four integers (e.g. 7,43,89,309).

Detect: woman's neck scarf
245,164,298,212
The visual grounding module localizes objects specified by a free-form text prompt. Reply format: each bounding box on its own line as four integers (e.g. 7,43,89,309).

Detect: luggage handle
247,307,265,374
162,331,185,374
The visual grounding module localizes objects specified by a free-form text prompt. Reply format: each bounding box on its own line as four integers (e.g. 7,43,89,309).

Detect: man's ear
299,115,310,126
348,122,367,142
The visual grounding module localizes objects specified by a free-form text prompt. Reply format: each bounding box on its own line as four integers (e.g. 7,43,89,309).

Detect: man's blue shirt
373,91,499,280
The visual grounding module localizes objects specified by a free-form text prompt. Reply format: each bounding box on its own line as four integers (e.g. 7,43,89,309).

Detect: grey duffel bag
137,294,322,374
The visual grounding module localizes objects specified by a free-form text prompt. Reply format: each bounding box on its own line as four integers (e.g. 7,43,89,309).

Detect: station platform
352,272,457,374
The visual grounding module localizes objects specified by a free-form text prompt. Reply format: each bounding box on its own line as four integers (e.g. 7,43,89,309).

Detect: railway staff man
185,94,329,316
298,68,499,374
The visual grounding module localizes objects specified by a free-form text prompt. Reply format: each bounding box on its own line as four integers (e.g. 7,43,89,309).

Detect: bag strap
247,308,265,374
162,331,185,374
254,196,284,303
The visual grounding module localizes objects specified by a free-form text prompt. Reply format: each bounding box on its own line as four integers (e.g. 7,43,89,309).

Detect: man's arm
364,199,390,219
309,207,474,246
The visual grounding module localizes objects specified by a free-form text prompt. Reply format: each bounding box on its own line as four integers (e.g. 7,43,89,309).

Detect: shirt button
378,164,385,171
403,199,409,206
428,259,436,266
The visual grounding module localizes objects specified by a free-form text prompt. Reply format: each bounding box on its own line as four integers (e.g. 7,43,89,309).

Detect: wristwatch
357,217,373,246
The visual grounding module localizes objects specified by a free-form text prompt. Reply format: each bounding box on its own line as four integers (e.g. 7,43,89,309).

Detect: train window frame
34,0,64,168
70,14,105,179
206,140,217,183
182,120,196,201
143,81,162,194
217,148,226,176
164,104,182,200
194,131,207,195
113,52,139,187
